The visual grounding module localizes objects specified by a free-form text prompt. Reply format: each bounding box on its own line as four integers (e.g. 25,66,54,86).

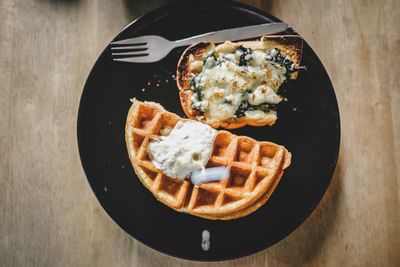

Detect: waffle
125,99,292,220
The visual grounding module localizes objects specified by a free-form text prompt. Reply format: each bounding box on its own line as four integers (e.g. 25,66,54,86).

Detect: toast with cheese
176,35,303,129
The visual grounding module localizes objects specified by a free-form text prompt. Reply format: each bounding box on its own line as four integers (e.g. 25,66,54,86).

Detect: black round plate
77,0,340,261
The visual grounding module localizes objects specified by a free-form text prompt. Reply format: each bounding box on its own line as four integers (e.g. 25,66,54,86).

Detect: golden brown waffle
125,99,291,220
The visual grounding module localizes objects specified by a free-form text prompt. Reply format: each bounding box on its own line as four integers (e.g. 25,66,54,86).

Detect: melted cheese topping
248,85,282,105
147,121,217,179
189,42,289,122
245,110,276,120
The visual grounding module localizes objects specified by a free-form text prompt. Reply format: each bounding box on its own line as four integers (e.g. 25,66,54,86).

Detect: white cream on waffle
147,120,217,179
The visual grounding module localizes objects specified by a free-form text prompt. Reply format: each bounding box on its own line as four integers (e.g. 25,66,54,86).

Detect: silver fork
111,22,288,63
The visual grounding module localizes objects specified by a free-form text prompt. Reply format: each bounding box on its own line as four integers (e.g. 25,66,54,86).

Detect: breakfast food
176,35,303,129
125,99,291,220
147,120,217,179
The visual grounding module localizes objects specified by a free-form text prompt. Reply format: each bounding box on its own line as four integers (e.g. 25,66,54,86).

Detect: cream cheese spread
189,42,297,122
147,121,217,179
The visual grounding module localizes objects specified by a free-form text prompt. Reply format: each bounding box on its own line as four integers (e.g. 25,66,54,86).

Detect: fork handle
173,23,288,47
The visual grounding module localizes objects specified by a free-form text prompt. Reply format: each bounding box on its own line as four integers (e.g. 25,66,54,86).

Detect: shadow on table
123,0,180,19
37,0,80,5
122,0,276,20
259,152,344,266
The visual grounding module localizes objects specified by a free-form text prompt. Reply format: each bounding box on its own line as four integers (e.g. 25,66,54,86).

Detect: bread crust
176,35,303,129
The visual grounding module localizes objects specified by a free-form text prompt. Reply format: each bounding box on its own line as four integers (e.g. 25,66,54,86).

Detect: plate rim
77,0,341,261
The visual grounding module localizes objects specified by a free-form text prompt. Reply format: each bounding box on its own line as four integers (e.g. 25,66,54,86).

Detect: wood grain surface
1,0,399,266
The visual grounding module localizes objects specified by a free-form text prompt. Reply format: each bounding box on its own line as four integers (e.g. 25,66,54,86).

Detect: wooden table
1,0,399,266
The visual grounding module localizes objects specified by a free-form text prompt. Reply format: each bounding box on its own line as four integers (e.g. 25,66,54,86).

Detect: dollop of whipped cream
147,121,217,179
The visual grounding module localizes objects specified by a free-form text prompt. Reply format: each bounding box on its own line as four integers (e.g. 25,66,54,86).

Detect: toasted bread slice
176,35,303,129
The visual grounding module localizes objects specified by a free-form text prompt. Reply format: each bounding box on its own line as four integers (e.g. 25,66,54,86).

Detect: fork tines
111,37,149,60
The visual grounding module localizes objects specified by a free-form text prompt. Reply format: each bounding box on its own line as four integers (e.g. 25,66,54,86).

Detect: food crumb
147,82,151,86
156,83,160,87
201,230,210,251
165,79,169,83
104,186,108,192
141,88,146,92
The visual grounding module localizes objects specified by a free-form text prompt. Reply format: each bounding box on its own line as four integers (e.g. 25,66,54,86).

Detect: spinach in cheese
188,41,299,122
